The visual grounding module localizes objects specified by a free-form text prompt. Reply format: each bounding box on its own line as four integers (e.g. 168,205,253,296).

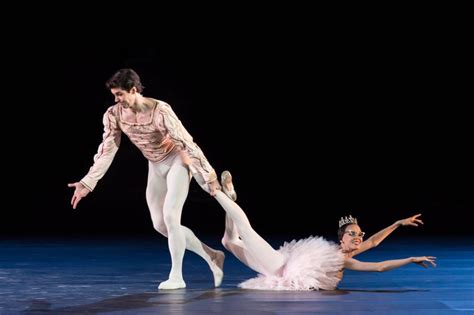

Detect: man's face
111,87,136,108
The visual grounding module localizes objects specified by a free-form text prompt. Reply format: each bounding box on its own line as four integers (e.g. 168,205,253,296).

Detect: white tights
146,151,223,289
214,191,286,276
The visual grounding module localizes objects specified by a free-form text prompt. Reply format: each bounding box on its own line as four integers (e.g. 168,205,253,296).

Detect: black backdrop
1,32,471,240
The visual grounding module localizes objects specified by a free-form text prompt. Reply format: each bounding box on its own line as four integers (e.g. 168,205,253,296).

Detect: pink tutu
238,236,344,291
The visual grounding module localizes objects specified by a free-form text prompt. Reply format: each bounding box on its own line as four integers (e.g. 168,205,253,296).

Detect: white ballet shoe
221,170,237,201
158,278,186,290
211,250,225,287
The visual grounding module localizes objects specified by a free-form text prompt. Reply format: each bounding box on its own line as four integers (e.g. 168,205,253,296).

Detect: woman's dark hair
106,68,144,93
337,224,352,241
337,215,359,241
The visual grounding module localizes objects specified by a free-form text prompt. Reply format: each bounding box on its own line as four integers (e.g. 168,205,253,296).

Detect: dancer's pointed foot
221,171,237,201
210,250,225,287
158,278,186,290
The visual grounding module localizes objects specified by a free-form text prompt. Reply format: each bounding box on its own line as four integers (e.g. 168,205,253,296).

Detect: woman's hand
398,213,424,227
412,256,437,268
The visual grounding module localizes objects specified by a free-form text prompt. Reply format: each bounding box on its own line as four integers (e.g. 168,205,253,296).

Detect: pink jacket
80,100,216,191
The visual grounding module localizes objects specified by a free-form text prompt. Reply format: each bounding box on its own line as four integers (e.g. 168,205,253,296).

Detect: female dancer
214,171,436,290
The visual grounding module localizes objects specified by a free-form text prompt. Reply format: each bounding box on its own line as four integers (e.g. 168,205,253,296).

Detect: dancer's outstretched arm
344,256,436,272
351,214,424,256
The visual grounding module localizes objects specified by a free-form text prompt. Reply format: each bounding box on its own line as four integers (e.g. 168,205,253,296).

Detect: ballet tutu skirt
238,236,344,291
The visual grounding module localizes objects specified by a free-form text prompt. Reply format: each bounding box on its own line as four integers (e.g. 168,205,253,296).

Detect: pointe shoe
211,250,225,287
221,170,237,201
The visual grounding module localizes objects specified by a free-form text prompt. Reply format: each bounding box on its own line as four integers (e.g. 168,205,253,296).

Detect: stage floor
1,236,472,314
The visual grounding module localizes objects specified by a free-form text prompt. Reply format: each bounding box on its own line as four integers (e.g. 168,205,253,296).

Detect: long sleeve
80,106,122,191
158,102,217,183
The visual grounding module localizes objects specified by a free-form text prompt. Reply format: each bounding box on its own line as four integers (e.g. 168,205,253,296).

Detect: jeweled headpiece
339,215,358,228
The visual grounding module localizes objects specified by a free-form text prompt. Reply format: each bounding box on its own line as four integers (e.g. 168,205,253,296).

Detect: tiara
339,215,358,228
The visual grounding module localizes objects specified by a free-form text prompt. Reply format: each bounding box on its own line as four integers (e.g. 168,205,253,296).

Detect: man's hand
208,179,221,197
67,182,91,209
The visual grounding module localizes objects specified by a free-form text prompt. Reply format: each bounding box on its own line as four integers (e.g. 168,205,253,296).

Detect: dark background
1,21,471,240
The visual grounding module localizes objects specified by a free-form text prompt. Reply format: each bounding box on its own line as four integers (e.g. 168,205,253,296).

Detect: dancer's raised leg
215,171,285,276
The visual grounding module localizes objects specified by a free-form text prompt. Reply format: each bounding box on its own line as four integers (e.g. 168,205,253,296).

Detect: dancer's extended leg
215,173,285,275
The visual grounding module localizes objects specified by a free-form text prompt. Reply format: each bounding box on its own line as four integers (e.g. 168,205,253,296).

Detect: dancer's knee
153,222,168,236
221,236,231,250
221,235,238,251
163,211,181,229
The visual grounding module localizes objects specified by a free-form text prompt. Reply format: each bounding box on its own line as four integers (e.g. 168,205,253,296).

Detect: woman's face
340,224,365,252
